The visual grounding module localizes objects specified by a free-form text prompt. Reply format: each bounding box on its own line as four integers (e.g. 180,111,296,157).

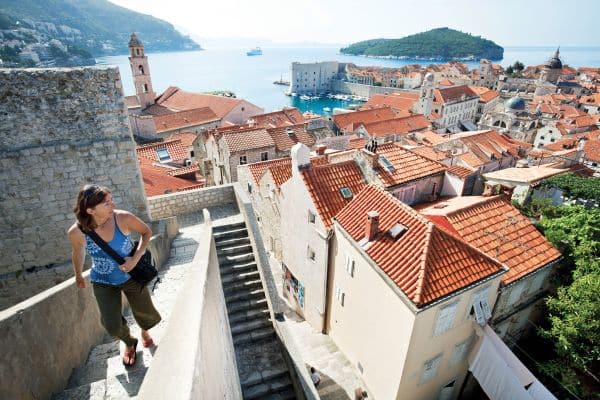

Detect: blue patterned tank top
85,215,134,286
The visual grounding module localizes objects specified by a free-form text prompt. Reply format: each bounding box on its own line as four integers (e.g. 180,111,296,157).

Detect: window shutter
434,302,457,336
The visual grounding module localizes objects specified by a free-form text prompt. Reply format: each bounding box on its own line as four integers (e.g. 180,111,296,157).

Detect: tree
538,206,600,398
541,173,600,203
513,60,525,72
505,65,514,75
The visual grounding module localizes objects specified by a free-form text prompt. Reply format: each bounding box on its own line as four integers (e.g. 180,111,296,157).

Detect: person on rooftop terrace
67,184,161,367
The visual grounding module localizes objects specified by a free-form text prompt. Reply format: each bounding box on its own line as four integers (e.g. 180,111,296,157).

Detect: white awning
468,325,557,400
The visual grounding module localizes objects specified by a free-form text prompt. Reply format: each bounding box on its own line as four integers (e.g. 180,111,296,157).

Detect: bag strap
79,223,126,265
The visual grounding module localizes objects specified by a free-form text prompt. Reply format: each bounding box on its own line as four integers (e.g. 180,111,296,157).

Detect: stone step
221,263,260,285
65,359,111,389
223,278,263,295
260,387,296,400
213,227,248,242
218,252,255,267
226,287,265,304
213,221,246,234
240,366,289,389
220,261,258,278
227,297,269,315
51,379,107,400
233,326,276,346
231,315,273,336
243,374,293,400
216,243,253,257
228,307,270,325
216,236,251,249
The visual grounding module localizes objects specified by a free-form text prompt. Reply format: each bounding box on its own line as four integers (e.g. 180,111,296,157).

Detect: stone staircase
214,221,297,400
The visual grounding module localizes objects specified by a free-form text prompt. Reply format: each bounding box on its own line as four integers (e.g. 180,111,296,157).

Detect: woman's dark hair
74,184,111,232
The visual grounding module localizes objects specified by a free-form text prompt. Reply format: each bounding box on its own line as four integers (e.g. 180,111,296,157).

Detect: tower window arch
143,83,149,93
136,48,140,56
139,65,144,74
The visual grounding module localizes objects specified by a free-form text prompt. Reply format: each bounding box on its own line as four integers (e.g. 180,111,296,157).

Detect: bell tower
416,73,434,117
128,33,156,109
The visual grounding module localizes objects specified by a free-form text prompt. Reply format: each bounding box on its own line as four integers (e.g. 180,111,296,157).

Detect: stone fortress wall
0,67,148,309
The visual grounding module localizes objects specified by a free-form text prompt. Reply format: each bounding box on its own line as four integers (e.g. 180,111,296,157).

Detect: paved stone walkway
53,205,239,400
268,256,370,400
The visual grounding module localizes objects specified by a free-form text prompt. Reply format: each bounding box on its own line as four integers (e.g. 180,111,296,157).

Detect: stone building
0,67,148,309
127,32,156,110
430,85,479,130
289,61,343,95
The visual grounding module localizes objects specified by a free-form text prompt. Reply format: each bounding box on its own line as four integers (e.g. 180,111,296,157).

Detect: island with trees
340,27,503,61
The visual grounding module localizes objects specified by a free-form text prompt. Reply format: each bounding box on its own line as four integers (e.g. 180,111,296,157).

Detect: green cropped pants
92,279,161,347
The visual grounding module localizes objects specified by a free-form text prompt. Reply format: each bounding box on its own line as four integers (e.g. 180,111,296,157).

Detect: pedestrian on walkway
68,184,161,367
354,387,368,400
310,367,321,388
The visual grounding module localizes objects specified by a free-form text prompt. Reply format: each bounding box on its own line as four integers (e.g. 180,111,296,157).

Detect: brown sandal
122,339,138,367
142,338,155,348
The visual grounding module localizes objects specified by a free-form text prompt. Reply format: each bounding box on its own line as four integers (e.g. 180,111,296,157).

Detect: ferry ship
246,47,262,56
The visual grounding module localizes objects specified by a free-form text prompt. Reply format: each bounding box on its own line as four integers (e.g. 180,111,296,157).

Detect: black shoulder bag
81,226,160,292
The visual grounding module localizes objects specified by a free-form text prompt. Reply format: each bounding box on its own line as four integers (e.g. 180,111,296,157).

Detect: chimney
315,144,326,155
291,143,311,176
365,211,379,241
362,149,379,169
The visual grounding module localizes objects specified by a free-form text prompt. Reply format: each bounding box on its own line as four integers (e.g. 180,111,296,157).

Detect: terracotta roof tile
136,139,188,162
418,196,561,284
153,107,218,133
267,124,316,151
301,161,367,229
347,137,367,150
372,143,446,187
410,146,450,162
468,86,500,103
221,128,275,153
360,115,431,137
168,131,198,148
434,85,478,104
333,107,397,132
446,165,476,179
583,138,600,162
124,95,140,108
156,86,256,117
139,163,204,197
249,108,305,128
335,185,504,306
361,93,418,112
247,157,293,185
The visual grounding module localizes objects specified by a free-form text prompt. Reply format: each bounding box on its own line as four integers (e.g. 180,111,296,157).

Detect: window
190,150,195,158
449,337,473,366
507,282,525,305
307,246,316,261
261,151,268,161
247,183,252,193
308,210,316,224
434,302,458,336
335,285,345,306
468,285,491,325
156,148,171,162
340,187,353,199
239,155,247,165
345,254,355,277
421,354,442,383
138,65,144,74
143,83,148,93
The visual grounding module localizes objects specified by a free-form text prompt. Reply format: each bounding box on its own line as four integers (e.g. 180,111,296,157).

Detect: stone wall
0,67,149,309
332,80,415,98
147,185,236,220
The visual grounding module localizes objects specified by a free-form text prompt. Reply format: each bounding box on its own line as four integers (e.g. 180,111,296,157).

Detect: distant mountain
341,28,503,61
0,0,200,58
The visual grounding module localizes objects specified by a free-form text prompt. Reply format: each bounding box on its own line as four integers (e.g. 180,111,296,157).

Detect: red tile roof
371,143,446,187
153,107,218,133
221,128,275,153
361,93,418,112
168,131,198,148
333,107,397,132
468,86,500,103
446,165,476,179
136,139,188,162
156,86,255,117
347,137,367,150
301,161,367,229
267,124,316,151
418,196,561,285
335,185,504,306
247,157,293,185
249,108,305,128
124,95,140,108
583,138,600,162
449,129,531,163
578,93,600,107
434,85,478,104
139,163,204,197
410,146,450,162
359,115,431,137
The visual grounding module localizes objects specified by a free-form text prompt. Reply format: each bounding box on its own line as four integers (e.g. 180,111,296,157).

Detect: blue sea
97,46,600,114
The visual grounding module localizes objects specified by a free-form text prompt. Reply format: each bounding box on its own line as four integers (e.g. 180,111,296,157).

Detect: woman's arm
119,211,153,273
67,225,87,288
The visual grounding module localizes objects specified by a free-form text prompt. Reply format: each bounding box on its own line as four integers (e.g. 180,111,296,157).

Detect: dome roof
505,96,526,111
128,33,143,48
545,48,562,69
424,72,434,83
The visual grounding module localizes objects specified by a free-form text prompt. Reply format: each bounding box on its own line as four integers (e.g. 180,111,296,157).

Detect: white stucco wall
441,173,465,197
279,167,330,331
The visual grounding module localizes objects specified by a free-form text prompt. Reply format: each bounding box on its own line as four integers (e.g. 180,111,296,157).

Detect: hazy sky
109,0,599,47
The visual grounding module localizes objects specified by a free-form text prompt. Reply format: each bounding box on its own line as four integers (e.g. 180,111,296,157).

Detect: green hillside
341,27,503,60
0,0,200,56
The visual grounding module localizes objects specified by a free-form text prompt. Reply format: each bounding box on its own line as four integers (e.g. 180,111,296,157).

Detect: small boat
299,95,311,100
273,74,290,85
323,107,331,112
246,47,262,56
